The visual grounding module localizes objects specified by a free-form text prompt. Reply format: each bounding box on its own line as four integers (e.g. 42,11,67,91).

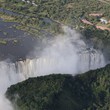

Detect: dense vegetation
6,64,110,110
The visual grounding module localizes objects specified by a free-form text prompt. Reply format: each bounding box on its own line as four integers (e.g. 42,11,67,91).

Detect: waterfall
0,26,106,110
14,50,105,77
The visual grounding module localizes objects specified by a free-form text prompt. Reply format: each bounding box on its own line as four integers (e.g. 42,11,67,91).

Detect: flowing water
0,26,106,110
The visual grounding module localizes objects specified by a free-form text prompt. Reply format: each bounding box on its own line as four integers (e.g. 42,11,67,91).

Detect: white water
0,26,106,110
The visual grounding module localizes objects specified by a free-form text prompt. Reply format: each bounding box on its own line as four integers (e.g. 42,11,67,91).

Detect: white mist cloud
29,26,106,75
0,95,14,110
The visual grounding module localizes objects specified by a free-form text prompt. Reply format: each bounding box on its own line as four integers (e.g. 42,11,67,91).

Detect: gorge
0,26,108,110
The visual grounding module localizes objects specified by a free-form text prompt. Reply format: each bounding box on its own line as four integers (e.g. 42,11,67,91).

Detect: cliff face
6,64,110,110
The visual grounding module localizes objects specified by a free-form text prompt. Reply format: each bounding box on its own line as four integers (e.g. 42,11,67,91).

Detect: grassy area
0,0,4,2
0,13,15,21
0,39,7,44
